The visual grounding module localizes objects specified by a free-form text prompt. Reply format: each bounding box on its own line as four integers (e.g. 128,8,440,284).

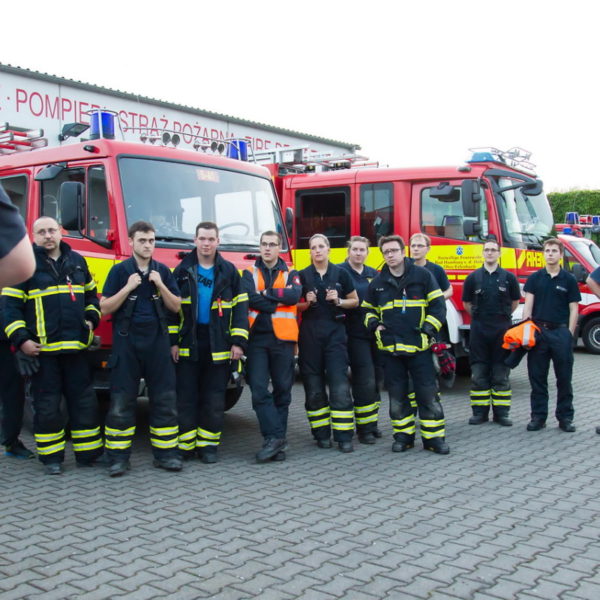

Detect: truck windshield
495,176,553,249
570,239,600,269
118,157,286,249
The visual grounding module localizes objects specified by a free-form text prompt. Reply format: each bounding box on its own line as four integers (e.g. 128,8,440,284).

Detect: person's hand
20,339,42,357
148,270,163,289
171,345,180,363
230,345,244,360
306,291,317,304
326,288,339,304
127,272,142,292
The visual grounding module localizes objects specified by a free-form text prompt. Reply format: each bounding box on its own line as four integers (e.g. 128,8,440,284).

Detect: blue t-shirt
197,265,214,325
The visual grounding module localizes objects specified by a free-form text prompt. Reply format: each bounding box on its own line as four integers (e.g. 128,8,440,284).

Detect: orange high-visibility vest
247,267,298,342
502,320,540,350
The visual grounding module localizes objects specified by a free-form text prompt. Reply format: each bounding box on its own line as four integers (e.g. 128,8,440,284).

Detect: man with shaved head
1,216,103,474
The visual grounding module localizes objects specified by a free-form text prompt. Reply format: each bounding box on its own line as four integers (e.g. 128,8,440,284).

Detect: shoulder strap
149,260,168,334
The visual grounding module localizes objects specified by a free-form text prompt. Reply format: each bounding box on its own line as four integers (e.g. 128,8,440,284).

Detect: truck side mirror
59,181,84,232
429,183,456,201
285,207,294,242
463,220,482,237
461,179,482,218
35,162,66,181
522,179,543,196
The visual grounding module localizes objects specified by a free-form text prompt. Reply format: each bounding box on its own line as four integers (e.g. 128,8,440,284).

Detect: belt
536,321,567,330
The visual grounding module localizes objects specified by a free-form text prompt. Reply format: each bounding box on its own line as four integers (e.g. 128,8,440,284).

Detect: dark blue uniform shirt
300,263,355,322
523,267,580,325
423,260,451,294
103,258,179,323
337,260,377,338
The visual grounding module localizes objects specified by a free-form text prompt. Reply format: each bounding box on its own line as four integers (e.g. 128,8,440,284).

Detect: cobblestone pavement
1,348,600,600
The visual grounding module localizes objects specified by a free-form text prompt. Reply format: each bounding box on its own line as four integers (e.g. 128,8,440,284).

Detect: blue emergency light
90,110,116,140
593,216,600,226
565,212,579,225
562,227,573,234
227,139,249,161
468,152,495,163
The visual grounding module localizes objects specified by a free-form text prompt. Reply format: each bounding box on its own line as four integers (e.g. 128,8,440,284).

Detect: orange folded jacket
502,320,540,351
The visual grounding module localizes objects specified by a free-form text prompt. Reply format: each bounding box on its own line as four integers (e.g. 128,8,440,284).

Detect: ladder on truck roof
0,123,47,155
254,146,374,173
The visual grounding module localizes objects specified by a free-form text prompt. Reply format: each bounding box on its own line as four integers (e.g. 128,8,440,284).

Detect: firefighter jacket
1,242,100,353
502,319,540,350
169,250,249,363
362,259,446,355
242,257,301,342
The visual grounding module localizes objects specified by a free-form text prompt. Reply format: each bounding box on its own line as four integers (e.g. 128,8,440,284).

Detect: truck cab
266,147,553,358
0,134,291,402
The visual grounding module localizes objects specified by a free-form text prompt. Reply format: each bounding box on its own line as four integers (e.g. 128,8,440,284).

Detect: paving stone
2,354,600,599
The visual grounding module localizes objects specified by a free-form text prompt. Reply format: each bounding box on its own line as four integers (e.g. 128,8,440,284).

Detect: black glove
15,351,40,377
421,322,437,339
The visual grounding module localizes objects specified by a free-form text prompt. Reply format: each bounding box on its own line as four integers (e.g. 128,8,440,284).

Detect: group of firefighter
1,202,596,476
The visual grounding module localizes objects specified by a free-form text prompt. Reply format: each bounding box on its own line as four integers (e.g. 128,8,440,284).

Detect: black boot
423,437,450,455
492,406,512,427
468,406,489,425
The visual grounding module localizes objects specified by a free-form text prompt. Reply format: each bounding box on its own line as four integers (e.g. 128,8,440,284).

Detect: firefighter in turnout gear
462,239,521,426
242,231,301,463
1,217,102,474
101,221,182,477
298,234,359,453
170,222,249,464
362,235,449,454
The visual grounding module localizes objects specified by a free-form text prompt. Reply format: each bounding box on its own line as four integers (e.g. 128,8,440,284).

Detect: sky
1,0,598,192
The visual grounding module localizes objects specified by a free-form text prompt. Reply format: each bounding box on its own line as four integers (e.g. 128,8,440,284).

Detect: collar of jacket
33,239,72,261
179,249,225,272
254,256,289,272
380,258,413,287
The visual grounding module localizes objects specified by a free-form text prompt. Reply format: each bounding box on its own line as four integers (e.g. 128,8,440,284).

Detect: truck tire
582,317,600,354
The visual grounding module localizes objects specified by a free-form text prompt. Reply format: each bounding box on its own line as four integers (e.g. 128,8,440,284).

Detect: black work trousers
30,352,101,465
527,326,574,423
299,318,353,442
176,325,230,458
246,331,295,440
384,350,446,444
0,341,25,447
347,335,381,435
469,318,512,410
105,321,178,462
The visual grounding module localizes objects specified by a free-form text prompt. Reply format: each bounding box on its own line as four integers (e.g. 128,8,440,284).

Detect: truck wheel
225,386,243,411
582,317,600,354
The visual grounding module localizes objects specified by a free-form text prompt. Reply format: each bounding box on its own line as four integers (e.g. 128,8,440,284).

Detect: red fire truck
261,146,555,362
558,232,600,353
0,115,294,406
